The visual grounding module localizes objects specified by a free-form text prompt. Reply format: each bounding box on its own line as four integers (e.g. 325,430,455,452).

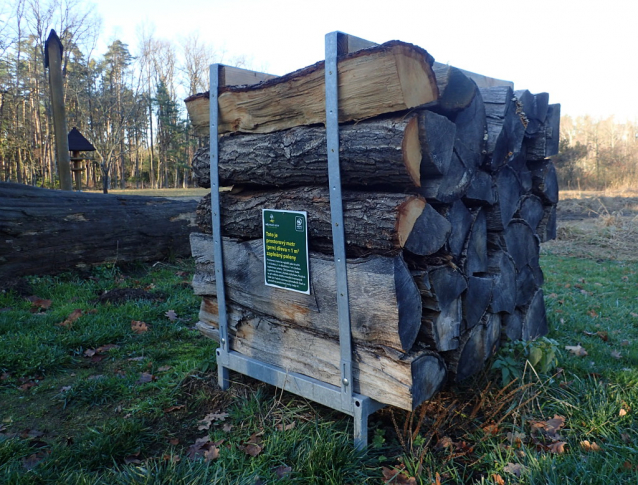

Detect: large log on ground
196,187,449,256
0,182,197,279
185,41,438,135
196,297,447,410
191,115,424,189
190,234,422,352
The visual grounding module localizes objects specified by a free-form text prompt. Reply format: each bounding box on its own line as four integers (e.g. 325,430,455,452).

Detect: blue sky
96,0,638,122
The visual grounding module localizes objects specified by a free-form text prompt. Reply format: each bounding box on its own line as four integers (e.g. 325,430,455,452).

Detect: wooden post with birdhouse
67,127,95,191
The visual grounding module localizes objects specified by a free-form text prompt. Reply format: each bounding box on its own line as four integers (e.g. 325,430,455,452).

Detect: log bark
196,297,447,410
196,187,443,256
191,115,423,189
190,234,422,352
185,41,438,135
0,182,197,279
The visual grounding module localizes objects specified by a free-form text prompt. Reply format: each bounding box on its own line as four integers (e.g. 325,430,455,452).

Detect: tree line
0,0,249,192
556,115,638,191
2,1,636,193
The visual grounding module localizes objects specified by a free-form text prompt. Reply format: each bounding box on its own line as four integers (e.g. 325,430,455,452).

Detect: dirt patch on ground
543,189,638,261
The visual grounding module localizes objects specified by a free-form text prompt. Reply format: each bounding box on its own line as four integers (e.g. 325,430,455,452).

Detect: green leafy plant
492,337,560,386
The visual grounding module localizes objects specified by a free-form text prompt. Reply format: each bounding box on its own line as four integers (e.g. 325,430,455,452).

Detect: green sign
262,209,310,294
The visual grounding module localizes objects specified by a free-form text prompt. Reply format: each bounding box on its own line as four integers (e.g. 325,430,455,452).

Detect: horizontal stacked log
186,39,559,410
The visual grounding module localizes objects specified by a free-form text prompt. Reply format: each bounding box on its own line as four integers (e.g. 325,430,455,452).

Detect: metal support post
209,64,229,390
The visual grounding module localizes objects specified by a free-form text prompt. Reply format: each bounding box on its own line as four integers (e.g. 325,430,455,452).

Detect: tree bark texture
0,183,198,279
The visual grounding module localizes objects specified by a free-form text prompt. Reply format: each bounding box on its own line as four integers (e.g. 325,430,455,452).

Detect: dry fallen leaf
58,309,83,328
611,350,622,359
131,320,149,334
163,405,185,413
381,466,417,485
165,310,178,321
135,372,155,385
276,422,296,432
619,408,628,417
503,462,527,477
547,441,568,454
274,465,292,479
565,344,588,357
482,423,499,436
492,474,505,485
580,440,601,452
157,365,172,372
96,344,119,353
198,411,230,431
27,296,52,311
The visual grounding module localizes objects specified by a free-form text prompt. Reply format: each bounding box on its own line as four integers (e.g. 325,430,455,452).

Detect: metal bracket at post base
217,348,385,449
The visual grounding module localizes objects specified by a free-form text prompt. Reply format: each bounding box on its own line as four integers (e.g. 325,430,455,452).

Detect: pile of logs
185,39,559,411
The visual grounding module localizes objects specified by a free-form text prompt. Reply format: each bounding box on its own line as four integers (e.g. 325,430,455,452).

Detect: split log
431,62,477,114
544,104,561,157
529,159,559,205
452,89,486,174
463,276,493,330
464,170,496,206
446,312,501,382
418,110,456,177
503,220,540,270
197,187,448,256
485,166,524,231
502,311,523,341
418,265,467,352
516,264,539,307
191,114,423,189
463,208,488,276
518,195,544,232
418,151,471,204
439,200,472,259
185,41,438,135
481,86,526,171
537,204,557,243
0,182,197,279
197,297,447,410
190,234,422,352
521,289,549,340
487,250,516,314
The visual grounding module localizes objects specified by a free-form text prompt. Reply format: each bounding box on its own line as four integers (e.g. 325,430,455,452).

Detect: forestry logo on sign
262,209,310,294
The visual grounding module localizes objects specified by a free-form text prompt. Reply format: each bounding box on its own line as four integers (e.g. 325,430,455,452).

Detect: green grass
1,255,637,483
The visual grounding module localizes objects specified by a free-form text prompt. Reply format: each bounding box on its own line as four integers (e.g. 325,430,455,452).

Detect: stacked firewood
185,40,559,411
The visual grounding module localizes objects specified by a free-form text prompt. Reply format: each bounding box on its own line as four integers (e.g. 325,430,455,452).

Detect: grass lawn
1,239,637,482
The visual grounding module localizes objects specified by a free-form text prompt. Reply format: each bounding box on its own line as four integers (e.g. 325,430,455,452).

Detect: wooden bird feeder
67,127,95,190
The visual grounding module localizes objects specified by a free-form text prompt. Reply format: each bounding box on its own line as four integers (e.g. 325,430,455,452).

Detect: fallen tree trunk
190,234,423,352
197,187,450,256
185,40,438,135
0,183,198,279
196,296,447,410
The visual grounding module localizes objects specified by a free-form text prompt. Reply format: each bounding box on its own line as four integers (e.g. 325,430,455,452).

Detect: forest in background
1,0,637,192
0,0,251,192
